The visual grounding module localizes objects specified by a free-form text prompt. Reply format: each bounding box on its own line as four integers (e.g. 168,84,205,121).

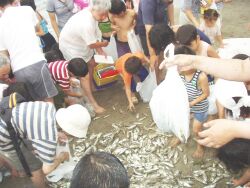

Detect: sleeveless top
181,71,209,113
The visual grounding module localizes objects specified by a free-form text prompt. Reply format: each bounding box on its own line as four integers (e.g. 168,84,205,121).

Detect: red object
101,70,119,78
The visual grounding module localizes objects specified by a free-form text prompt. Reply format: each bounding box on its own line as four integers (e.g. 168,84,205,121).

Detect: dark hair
174,45,196,56
0,0,15,7
124,56,142,74
70,152,129,188
20,0,36,10
217,138,250,173
232,54,249,60
204,9,219,21
225,97,250,119
3,82,33,102
68,58,88,77
176,24,198,46
45,50,64,63
110,0,126,14
149,24,175,55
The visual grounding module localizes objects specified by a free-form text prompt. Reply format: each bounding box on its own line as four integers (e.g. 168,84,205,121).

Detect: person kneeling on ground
0,90,91,188
70,151,129,188
115,52,150,112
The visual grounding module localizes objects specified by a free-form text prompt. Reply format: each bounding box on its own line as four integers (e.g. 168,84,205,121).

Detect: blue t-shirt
197,29,211,45
136,0,169,36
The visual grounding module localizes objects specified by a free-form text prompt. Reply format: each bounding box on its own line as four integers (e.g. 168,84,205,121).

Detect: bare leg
216,100,225,119
30,169,48,188
87,58,97,91
80,74,105,114
233,168,250,187
169,136,181,147
192,119,204,159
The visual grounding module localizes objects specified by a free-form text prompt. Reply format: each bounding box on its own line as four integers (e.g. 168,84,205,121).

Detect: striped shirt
48,60,70,90
0,101,58,164
181,71,209,113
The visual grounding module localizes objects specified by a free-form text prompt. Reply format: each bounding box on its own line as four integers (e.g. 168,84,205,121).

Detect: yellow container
93,64,119,86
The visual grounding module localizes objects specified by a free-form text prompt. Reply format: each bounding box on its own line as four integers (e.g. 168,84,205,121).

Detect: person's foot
93,105,105,114
169,137,181,147
192,146,204,159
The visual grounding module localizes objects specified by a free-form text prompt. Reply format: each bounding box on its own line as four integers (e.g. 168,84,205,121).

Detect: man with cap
0,97,91,188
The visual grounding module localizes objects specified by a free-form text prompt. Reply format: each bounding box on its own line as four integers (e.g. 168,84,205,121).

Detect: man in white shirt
0,0,58,102
59,0,111,114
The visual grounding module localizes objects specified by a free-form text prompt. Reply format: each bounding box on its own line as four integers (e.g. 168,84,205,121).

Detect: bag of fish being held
149,44,190,143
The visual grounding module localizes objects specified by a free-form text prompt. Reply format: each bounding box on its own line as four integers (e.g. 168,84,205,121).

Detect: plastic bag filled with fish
149,66,190,143
136,70,157,102
127,29,144,54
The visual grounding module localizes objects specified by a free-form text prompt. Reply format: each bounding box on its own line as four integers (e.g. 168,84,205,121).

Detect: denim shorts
193,111,208,123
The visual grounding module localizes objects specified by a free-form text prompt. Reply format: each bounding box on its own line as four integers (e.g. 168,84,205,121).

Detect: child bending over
200,9,224,48
171,45,210,159
115,52,149,112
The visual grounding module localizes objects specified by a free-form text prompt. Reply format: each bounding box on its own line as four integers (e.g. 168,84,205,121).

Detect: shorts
14,61,58,101
116,39,131,58
193,111,208,123
0,140,42,173
131,66,149,92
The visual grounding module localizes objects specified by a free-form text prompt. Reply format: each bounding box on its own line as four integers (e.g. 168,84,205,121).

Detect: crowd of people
1,0,250,187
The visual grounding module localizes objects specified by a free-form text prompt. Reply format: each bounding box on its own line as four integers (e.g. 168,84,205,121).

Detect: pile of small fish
50,112,232,188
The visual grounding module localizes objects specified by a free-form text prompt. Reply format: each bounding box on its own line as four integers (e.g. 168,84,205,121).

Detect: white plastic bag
218,38,250,59
136,71,157,102
149,66,190,143
127,29,144,54
103,35,118,61
208,85,217,115
47,141,77,183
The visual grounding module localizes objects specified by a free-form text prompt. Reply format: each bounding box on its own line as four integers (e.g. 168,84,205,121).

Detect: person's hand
197,119,236,148
58,131,68,143
98,49,108,58
165,54,197,72
102,40,109,47
58,152,69,162
128,102,135,112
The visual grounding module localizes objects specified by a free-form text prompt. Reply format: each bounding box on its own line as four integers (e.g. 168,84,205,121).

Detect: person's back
0,6,44,72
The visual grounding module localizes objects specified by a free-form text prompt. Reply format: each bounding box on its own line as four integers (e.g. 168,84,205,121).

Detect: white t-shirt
59,8,102,62
0,6,45,72
199,21,221,44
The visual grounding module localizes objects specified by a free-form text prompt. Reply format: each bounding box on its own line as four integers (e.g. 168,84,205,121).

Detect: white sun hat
56,104,91,138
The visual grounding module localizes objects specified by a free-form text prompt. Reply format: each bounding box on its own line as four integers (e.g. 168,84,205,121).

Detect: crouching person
115,52,150,112
70,151,129,188
0,93,91,188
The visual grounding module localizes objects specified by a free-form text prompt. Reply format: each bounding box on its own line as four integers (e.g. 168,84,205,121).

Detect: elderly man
59,0,111,114
135,0,174,83
0,0,58,102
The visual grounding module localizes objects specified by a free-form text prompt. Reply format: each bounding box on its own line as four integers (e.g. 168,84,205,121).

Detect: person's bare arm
48,12,60,39
125,84,135,112
166,55,250,82
207,45,220,58
190,72,209,106
215,35,224,48
42,152,69,175
167,2,174,26
184,9,199,27
89,41,109,49
63,89,82,98
145,25,158,69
